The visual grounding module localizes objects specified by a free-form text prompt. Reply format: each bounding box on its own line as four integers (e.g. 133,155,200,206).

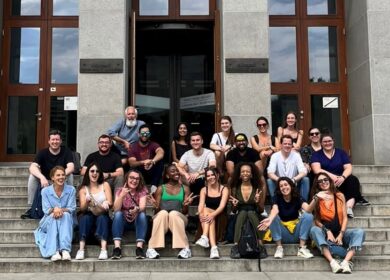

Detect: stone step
0,255,389,273
349,216,390,228
354,205,390,216
353,165,390,174
357,175,390,184
0,195,27,207
0,176,29,186
360,183,390,194
0,257,259,273
260,255,390,272
363,193,390,204
1,241,389,259
0,219,38,230
0,166,29,176
0,186,27,195
0,207,29,219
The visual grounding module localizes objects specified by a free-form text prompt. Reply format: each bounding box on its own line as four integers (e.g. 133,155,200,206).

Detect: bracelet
340,230,345,235
341,175,346,179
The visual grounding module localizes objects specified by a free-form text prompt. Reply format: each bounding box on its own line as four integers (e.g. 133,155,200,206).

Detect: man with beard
226,133,263,182
128,124,164,192
81,134,124,194
267,135,309,201
107,106,145,165
21,130,74,219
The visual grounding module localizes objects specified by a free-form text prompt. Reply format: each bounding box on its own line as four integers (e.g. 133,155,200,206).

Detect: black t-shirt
226,147,260,164
34,147,74,179
83,151,122,173
273,195,304,222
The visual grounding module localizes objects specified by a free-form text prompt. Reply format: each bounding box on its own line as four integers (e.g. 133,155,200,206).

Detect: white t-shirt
179,148,216,173
267,151,307,178
210,132,228,146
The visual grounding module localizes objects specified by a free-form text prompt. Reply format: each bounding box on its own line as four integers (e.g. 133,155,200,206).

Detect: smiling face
278,179,292,197
317,174,331,191
206,169,218,185
127,171,140,189
88,165,100,183
321,135,334,151
166,165,180,182
220,118,232,132
309,128,321,144
286,113,297,127
51,168,65,187
125,107,137,121
48,134,62,151
178,124,188,137
190,135,203,150
98,136,111,153
240,165,252,182
257,120,268,132
281,137,293,154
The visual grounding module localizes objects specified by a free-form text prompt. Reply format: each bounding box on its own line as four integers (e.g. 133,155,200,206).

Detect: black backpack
238,219,260,259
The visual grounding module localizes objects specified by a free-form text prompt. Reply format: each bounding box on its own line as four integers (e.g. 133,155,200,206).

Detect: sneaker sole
136,256,145,259
195,242,209,248
111,256,121,259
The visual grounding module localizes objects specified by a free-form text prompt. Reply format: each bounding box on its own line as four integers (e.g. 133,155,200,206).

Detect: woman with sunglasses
195,167,229,259
75,162,112,260
111,170,148,259
251,116,279,171
300,127,322,186
258,177,319,259
311,133,370,218
146,164,194,259
277,111,303,151
310,172,365,274
210,116,235,176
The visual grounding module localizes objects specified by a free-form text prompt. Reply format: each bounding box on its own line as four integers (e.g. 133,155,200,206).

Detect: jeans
310,226,365,252
27,174,74,205
269,212,313,243
78,212,110,241
267,176,310,201
112,211,148,243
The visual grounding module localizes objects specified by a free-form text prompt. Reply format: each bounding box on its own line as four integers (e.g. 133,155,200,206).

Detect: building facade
0,0,389,164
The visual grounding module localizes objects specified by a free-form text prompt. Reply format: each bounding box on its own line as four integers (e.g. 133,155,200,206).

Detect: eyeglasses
129,176,140,181
89,169,100,174
310,132,320,136
257,123,267,128
317,178,330,184
140,132,151,137
98,141,111,145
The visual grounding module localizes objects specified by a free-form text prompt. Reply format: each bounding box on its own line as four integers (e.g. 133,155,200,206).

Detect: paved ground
1,272,390,280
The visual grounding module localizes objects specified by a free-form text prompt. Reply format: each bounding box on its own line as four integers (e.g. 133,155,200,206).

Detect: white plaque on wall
64,97,78,111
322,97,338,108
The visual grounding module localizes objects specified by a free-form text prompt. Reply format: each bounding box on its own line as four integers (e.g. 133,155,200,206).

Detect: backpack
27,187,44,219
238,219,260,259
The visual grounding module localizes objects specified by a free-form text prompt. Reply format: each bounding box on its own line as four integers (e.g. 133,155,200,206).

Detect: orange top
318,193,344,225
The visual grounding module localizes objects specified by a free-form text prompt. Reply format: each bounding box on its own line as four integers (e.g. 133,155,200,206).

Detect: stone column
77,0,129,161
346,0,390,164
221,0,271,137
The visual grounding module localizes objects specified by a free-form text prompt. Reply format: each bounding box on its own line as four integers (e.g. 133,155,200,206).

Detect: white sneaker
347,207,354,218
98,249,108,260
340,260,353,274
210,246,220,259
178,248,192,259
146,248,160,259
75,250,85,260
330,259,342,273
195,235,210,248
297,246,314,258
51,251,62,262
61,250,71,261
274,246,284,259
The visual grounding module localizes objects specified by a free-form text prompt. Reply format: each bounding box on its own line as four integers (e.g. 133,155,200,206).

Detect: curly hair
230,162,263,196
275,177,300,201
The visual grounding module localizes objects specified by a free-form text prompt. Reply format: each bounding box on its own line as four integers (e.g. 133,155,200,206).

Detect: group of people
28,107,368,274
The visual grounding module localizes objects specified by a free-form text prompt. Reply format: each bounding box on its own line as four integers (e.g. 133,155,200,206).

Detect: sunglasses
317,178,330,184
257,123,267,128
140,132,151,137
310,132,320,136
89,169,100,174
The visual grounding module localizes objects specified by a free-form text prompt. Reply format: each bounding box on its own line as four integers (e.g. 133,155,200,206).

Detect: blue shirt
311,148,350,176
107,119,145,155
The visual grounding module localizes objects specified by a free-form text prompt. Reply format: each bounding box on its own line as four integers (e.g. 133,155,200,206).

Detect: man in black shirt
81,134,124,194
22,130,74,219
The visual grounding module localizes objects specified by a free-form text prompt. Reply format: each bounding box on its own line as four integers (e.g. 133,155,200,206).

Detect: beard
126,119,137,127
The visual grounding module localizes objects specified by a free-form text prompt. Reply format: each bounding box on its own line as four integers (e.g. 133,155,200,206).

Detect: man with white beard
107,106,145,165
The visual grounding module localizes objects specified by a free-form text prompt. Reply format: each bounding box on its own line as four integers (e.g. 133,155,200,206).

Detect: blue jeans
78,212,110,241
267,176,310,201
310,226,365,252
112,211,148,243
269,212,313,243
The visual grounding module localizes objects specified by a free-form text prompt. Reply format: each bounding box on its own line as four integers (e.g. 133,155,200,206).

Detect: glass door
0,0,79,161
135,25,215,161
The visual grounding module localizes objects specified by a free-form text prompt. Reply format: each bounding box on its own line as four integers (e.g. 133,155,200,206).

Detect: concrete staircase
0,165,389,272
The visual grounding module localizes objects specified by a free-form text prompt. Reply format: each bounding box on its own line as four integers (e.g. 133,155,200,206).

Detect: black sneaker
135,247,145,259
259,245,268,259
20,210,32,219
357,197,371,206
111,247,122,259
230,244,240,259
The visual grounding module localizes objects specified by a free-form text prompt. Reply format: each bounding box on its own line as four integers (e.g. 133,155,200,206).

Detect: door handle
35,112,42,120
